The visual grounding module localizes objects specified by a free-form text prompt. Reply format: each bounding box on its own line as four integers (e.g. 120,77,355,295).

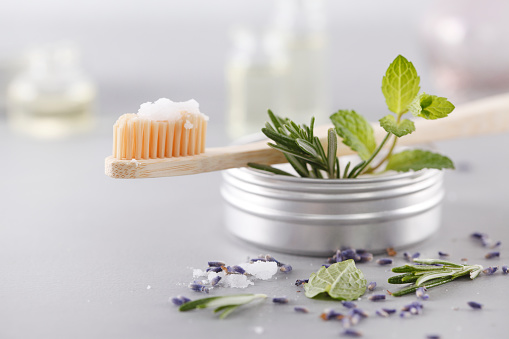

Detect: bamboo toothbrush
105,93,509,179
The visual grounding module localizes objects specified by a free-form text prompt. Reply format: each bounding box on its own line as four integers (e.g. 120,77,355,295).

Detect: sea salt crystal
193,269,207,278
222,274,254,288
240,261,278,280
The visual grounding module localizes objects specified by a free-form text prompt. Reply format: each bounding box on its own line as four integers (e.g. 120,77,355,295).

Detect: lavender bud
341,301,357,309
341,329,363,337
232,265,246,274
351,308,369,318
295,279,309,286
322,264,331,268
342,249,357,260
502,265,508,274
368,294,386,301
210,276,222,286
321,309,344,320
189,282,209,293
485,252,500,259
207,261,225,267
438,251,449,257
170,297,184,306
359,252,373,263
416,287,429,300
367,281,377,291
426,335,441,339
280,264,293,273
264,254,280,264
412,252,421,259
350,313,362,325
272,297,289,304
400,311,412,318
355,249,368,255
206,266,223,273
467,301,483,309
483,266,498,275
382,308,397,314
376,258,393,266
490,241,502,249
471,232,485,239
294,306,309,313
376,309,389,317
250,258,266,263
403,252,411,261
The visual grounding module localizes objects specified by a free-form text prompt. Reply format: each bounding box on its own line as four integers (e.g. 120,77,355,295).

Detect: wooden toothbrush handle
105,93,509,179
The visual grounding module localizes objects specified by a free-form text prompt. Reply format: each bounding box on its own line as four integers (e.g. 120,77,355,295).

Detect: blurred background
1,0,508,142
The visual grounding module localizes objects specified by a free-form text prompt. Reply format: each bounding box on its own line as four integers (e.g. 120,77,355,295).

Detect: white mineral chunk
192,269,207,278
222,274,254,288
240,261,278,280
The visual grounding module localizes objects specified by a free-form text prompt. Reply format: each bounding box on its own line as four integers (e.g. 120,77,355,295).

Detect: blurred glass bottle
420,0,509,102
226,28,287,139
6,43,96,138
272,0,329,124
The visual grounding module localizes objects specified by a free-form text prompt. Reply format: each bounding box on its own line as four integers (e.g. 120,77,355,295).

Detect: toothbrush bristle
112,112,207,160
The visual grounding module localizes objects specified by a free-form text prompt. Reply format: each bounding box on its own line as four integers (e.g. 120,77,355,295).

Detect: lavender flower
438,251,449,257
359,252,373,263
189,281,209,293
170,295,191,306
272,297,289,304
210,276,222,286
376,258,393,266
207,261,225,267
280,264,292,273
490,241,502,249
341,301,357,309
376,309,389,317
482,266,498,275
416,287,430,300
367,281,377,291
295,279,309,286
502,265,508,274
206,266,223,273
341,329,363,337
467,301,483,309
320,309,344,320
368,294,386,301
382,308,396,314
231,265,246,274
485,252,500,259
294,306,309,313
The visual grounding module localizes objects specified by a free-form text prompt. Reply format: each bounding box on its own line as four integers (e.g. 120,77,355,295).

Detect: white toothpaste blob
136,98,208,122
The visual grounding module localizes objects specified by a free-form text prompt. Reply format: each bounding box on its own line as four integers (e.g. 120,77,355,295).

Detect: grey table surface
0,118,508,339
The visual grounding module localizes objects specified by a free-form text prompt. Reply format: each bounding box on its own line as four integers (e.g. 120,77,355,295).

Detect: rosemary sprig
179,293,267,319
388,259,483,297
248,110,349,179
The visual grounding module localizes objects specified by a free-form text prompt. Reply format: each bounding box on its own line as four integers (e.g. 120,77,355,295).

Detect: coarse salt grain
193,269,207,278
240,261,278,280
222,274,254,288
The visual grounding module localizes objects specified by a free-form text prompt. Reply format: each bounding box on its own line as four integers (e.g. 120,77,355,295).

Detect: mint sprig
304,259,367,301
249,55,455,178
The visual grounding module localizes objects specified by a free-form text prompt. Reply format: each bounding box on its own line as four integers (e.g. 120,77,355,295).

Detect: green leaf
382,55,420,115
330,110,376,161
180,294,267,319
385,149,455,172
296,138,320,158
417,94,455,120
379,115,415,137
304,259,367,301
327,128,338,178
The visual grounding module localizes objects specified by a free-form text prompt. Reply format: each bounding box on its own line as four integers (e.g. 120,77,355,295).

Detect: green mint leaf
417,94,455,120
382,55,420,115
385,149,455,172
330,110,376,161
379,115,416,137
304,259,367,301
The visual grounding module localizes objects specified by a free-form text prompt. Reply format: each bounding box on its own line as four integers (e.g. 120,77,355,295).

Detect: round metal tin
221,166,444,256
